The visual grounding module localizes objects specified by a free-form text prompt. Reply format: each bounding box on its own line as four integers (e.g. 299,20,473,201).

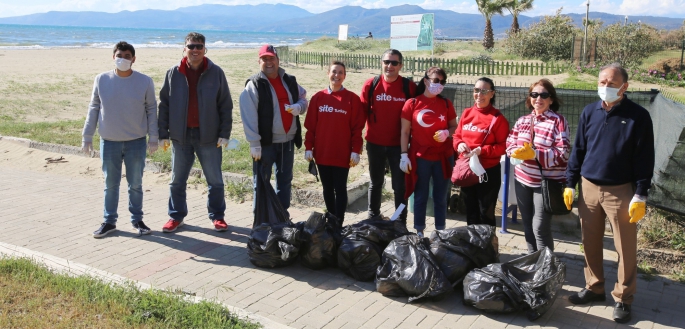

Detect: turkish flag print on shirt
401,95,457,159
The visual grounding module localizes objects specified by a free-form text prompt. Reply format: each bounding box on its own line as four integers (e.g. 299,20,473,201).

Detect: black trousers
460,163,501,226
366,142,407,221
317,164,350,221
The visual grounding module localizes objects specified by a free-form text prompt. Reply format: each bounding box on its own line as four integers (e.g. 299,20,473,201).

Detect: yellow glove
159,139,171,152
563,188,574,210
629,195,647,223
510,142,536,160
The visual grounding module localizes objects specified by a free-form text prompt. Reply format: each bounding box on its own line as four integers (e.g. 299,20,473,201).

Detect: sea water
0,24,323,49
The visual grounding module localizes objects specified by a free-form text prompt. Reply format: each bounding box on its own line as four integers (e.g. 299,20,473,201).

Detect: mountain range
1,4,683,38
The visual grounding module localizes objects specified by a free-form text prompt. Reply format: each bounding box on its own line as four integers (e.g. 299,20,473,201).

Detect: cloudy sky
0,0,683,18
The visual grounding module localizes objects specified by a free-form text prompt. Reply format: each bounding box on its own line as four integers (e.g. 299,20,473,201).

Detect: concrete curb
0,241,294,329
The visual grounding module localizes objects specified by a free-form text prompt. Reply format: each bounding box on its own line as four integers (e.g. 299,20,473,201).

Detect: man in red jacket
360,49,417,223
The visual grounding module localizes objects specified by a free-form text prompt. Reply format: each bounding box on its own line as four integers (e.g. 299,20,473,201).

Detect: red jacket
452,104,509,169
360,75,417,146
304,88,365,168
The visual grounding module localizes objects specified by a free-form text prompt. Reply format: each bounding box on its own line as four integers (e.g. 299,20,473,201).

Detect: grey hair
600,62,629,82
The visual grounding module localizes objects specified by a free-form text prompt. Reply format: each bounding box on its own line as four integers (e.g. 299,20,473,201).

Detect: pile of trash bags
376,234,452,302
337,217,409,281
429,225,499,286
299,212,343,270
462,247,566,321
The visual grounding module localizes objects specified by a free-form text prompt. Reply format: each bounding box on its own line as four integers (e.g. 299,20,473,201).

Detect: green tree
502,8,581,61
476,0,507,49
504,0,534,33
595,22,662,67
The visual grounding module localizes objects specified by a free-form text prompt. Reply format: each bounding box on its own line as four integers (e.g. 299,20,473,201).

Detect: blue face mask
427,82,444,95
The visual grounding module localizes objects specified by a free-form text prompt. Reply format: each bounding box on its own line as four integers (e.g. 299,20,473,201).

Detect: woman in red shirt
304,61,365,221
400,67,458,237
452,77,510,226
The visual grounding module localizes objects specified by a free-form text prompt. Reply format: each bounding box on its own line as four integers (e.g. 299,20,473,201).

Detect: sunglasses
529,92,551,99
186,44,204,50
473,88,492,95
425,77,446,85
382,60,400,66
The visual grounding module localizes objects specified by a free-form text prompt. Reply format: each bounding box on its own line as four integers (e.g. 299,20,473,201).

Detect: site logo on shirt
319,104,348,115
376,93,405,102
462,122,489,133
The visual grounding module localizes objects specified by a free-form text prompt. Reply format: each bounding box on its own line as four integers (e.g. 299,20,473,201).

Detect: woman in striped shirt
506,79,570,254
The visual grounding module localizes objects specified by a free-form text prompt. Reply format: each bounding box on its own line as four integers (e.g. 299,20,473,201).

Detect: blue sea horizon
0,23,327,49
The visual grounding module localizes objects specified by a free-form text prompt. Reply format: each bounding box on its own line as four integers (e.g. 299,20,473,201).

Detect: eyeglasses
529,92,551,99
473,88,492,95
425,77,446,85
382,60,400,66
186,44,204,50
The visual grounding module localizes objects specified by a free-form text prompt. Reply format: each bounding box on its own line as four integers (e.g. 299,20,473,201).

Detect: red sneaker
213,219,228,232
162,219,183,233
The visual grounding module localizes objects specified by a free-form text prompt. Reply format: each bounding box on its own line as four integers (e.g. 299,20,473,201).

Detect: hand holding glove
217,138,229,149
511,142,536,160
147,142,158,154
629,195,647,223
433,129,450,143
457,142,471,154
304,150,313,162
81,141,93,154
159,139,171,152
285,104,302,116
349,152,360,167
399,153,411,174
563,188,574,210
250,146,262,161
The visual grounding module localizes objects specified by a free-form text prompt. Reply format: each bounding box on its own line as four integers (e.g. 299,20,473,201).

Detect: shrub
502,8,580,61
594,23,662,68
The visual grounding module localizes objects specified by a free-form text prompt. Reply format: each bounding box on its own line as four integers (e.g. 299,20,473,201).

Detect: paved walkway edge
0,241,294,329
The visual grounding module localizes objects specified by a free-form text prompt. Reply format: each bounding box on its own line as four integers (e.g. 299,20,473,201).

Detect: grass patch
0,257,260,328
638,208,685,252
639,49,684,70
0,118,98,147
225,180,252,203
672,268,685,283
557,74,598,90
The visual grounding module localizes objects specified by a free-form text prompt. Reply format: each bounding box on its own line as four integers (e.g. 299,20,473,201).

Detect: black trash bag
299,212,342,270
247,222,301,268
429,225,499,285
337,218,409,281
252,160,290,228
463,247,566,321
376,234,452,302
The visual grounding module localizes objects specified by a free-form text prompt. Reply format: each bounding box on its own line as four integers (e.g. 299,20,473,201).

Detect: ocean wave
0,41,304,49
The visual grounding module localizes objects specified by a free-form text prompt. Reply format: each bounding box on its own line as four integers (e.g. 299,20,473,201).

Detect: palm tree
476,0,507,49
504,0,534,33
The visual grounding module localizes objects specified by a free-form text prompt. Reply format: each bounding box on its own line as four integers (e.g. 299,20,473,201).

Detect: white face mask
469,155,488,184
115,57,132,72
598,84,623,103
427,82,444,95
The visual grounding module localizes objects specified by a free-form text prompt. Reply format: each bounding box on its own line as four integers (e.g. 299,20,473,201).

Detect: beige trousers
578,177,637,304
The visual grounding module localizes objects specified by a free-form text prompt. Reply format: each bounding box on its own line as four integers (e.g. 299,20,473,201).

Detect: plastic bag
337,217,409,281
247,222,301,268
299,212,343,270
376,234,452,302
462,247,566,321
429,225,499,285
252,160,290,228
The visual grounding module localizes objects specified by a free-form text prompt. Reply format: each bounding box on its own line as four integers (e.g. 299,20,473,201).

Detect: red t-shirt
182,58,205,128
268,76,292,133
452,104,510,169
360,75,417,146
304,88,365,168
401,95,457,161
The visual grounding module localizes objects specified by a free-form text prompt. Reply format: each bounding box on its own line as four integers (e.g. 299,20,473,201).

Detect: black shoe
568,288,606,305
132,221,152,235
613,302,631,323
93,223,117,238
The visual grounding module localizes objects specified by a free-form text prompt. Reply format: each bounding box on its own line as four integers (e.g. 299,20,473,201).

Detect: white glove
464,146,481,158
305,150,313,162
399,153,411,174
250,146,262,161
147,142,158,154
457,142,471,154
433,129,450,143
217,138,229,148
159,139,171,152
81,141,93,154
285,104,302,116
509,157,524,166
350,152,360,167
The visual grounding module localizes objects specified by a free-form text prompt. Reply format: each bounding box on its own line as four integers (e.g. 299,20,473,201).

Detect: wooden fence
275,47,567,76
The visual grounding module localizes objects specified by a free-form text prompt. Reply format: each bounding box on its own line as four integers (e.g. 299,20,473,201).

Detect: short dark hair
113,41,135,57
526,78,561,112
329,60,346,74
415,66,447,96
600,62,629,83
382,49,403,63
476,77,496,105
185,32,206,45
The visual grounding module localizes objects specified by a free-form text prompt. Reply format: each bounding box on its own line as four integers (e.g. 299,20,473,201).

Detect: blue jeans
100,137,147,225
252,140,294,218
413,156,454,231
169,128,225,221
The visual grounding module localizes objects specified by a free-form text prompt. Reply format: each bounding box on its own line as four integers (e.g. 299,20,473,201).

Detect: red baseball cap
259,44,278,58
